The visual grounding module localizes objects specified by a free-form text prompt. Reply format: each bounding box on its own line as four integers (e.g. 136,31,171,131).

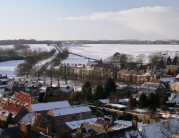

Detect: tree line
110,51,179,70
0,39,54,45
0,47,24,62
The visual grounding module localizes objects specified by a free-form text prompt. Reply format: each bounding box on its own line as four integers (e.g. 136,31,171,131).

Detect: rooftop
50,105,91,116
29,100,70,112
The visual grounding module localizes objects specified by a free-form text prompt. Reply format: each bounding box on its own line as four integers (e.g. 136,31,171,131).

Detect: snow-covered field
0,43,179,78
0,60,24,78
62,43,179,64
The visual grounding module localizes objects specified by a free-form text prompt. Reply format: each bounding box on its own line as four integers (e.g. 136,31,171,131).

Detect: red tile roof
0,102,23,113
12,91,37,105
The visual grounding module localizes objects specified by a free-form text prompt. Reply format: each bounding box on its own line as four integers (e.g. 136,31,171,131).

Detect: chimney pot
110,115,114,125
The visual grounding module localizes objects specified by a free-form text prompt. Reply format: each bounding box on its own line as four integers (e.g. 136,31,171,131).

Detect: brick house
138,82,166,98
0,101,28,125
0,74,10,86
86,59,103,68
117,69,128,82
165,65,179,76
46,105,91,126
9,91,37,108
117,69,151,84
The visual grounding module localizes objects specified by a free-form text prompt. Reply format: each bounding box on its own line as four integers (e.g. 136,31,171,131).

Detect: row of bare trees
110,51,179,69
15,49,56,78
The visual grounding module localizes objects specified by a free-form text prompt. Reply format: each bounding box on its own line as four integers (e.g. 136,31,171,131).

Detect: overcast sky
0,0,179,40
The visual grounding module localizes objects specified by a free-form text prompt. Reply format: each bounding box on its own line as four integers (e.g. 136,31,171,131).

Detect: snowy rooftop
0,88,5,94
0,78,10,82
98,99,109,104
51,105,91,116
19,113,36,125
115,120,146,129
171,95,179,104
141,82,165,90
30,100,70,112
60,87,74,93
118,98,129,103
65,118,97,130
160,77,175,82
140,119,179,138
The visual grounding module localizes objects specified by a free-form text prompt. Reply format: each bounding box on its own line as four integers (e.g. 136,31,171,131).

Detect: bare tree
119,53,128,68
148,52,165,68
136,54,146,66
127,54,135,63
15,62,32,78
43,68,55,85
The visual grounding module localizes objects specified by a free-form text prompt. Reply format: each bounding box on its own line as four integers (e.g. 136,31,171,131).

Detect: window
72,116,75,120
78,114,82,119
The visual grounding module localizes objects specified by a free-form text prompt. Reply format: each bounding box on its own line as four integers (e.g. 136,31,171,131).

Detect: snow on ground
62,43,179,65
34,45,59,70
1,43,179,78
0,44,56,78
0,60,24,78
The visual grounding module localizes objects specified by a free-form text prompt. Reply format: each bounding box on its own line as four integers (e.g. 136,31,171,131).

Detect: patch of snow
107,103,127,108
65,118,97,130
19,113,36,125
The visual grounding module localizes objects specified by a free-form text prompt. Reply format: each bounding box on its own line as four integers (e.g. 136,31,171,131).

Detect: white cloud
65,6,179,38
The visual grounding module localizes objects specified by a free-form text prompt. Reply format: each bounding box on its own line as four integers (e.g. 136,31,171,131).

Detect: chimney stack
14,102,17,107
20,123,31,138
132,116,138,128
28,97,32,104
110,115,114,125
6,99,9,106
46,125,52,135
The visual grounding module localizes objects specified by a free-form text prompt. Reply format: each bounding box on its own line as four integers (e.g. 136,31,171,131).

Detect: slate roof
140,119,179,138
0,88,5,94
29,100,70,112
171,95,179,104
50,105,91,117
98,99,109,104
160,77,175,82
141,82,165,90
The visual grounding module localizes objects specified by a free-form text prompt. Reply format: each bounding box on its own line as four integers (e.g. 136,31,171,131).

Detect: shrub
122,112,133,121
160,105,169,111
